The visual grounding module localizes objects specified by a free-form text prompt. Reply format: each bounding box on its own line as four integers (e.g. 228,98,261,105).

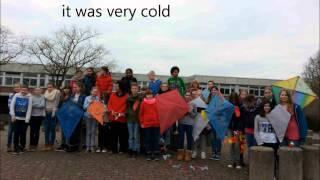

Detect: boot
184,150,192,162
176,149,185,161
42,145,49,151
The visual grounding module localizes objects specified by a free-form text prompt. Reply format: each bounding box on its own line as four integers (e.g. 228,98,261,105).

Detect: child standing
96,66,113,103
191,90,210,160
208,86,223,161
241,94,259,148
121,68,138,94
56,86,72,152
82,67,96,96
139,90,160,161
158,82,171,155
126,83,141,157
44,83,60,151
7,82,21,152
167,66,186,96
29,88,45,151
108,81,129,154
177,91,197,162
10,84,32,154
148,70,162,96
227,92,244,169
67,82,86,152
254,100,279,175
279,89,307,147
83,87,101,152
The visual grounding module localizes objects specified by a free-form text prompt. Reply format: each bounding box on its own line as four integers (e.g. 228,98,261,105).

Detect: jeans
245,133,257,148
211,128,222,155
127,122,140,152
160,128,171,146
110,122,128,153
13,120,27,151
178,124,193,150
144,127,160,154
7,117,14,147
193,133,207,153
44,112,57,145
29,116,43,146
85,116,97,149
98,123,108,149
227,130,240,163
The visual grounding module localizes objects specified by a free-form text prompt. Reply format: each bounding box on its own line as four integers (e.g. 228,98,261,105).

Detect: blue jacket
294,104,308,143
148,79,162,95
68,94,86,109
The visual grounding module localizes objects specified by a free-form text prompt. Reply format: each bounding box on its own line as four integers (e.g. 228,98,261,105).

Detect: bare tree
303,51,320,96
28,26,109,87
0,26,25,65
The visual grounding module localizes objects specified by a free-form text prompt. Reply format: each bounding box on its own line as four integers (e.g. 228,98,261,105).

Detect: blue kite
205,95,234,140
57,101,84,140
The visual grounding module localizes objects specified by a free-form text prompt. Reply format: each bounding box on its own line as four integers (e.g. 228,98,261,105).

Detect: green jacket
126,94,141,123
168,77,186,96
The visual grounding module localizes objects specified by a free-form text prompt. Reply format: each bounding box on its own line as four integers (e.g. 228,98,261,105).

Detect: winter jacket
96,74,113,95
228,105,244,131
240,104,259,130
107,92,128,123
126,94,141,123
120,76,138,93
139,98,159,128
69,94,86,109
290,104,308,143
167,77,186,96
148,79,162,95
82,75,96,96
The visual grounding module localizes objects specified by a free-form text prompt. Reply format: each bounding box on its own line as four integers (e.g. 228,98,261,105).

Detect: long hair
229,91,240,106
279,89,293,112
259,99,271,117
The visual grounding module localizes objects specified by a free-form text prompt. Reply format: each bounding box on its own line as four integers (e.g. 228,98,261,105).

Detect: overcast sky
2,0,319,79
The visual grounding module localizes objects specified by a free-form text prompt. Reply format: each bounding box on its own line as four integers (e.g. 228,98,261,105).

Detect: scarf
45,89,58,101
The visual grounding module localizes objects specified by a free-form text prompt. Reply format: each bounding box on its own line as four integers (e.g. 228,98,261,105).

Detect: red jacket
107,92,128,123
96,74,113,95
139,98,160,128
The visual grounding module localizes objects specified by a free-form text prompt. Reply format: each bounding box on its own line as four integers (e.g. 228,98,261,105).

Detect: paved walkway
0,126,248,180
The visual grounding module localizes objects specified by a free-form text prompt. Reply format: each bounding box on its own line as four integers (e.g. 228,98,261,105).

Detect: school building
0,63,279,113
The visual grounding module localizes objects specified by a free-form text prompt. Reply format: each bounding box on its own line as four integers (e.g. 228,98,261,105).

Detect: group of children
7,66,308,169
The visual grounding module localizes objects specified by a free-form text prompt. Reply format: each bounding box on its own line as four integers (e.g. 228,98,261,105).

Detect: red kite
156,90,189,134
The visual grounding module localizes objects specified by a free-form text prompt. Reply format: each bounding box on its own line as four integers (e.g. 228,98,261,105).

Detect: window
23,78,38,87
40,79,45,87
5,77,13,85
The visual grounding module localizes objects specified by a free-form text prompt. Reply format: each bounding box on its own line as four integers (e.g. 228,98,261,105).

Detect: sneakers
55,146,66,152
227,164,234,168
96,148,101,153
235,165,242,169
102,149,107,153
146,153,152,161
154,153,160,161
11,150,20,155
209,153,220,161
200,152,206,160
